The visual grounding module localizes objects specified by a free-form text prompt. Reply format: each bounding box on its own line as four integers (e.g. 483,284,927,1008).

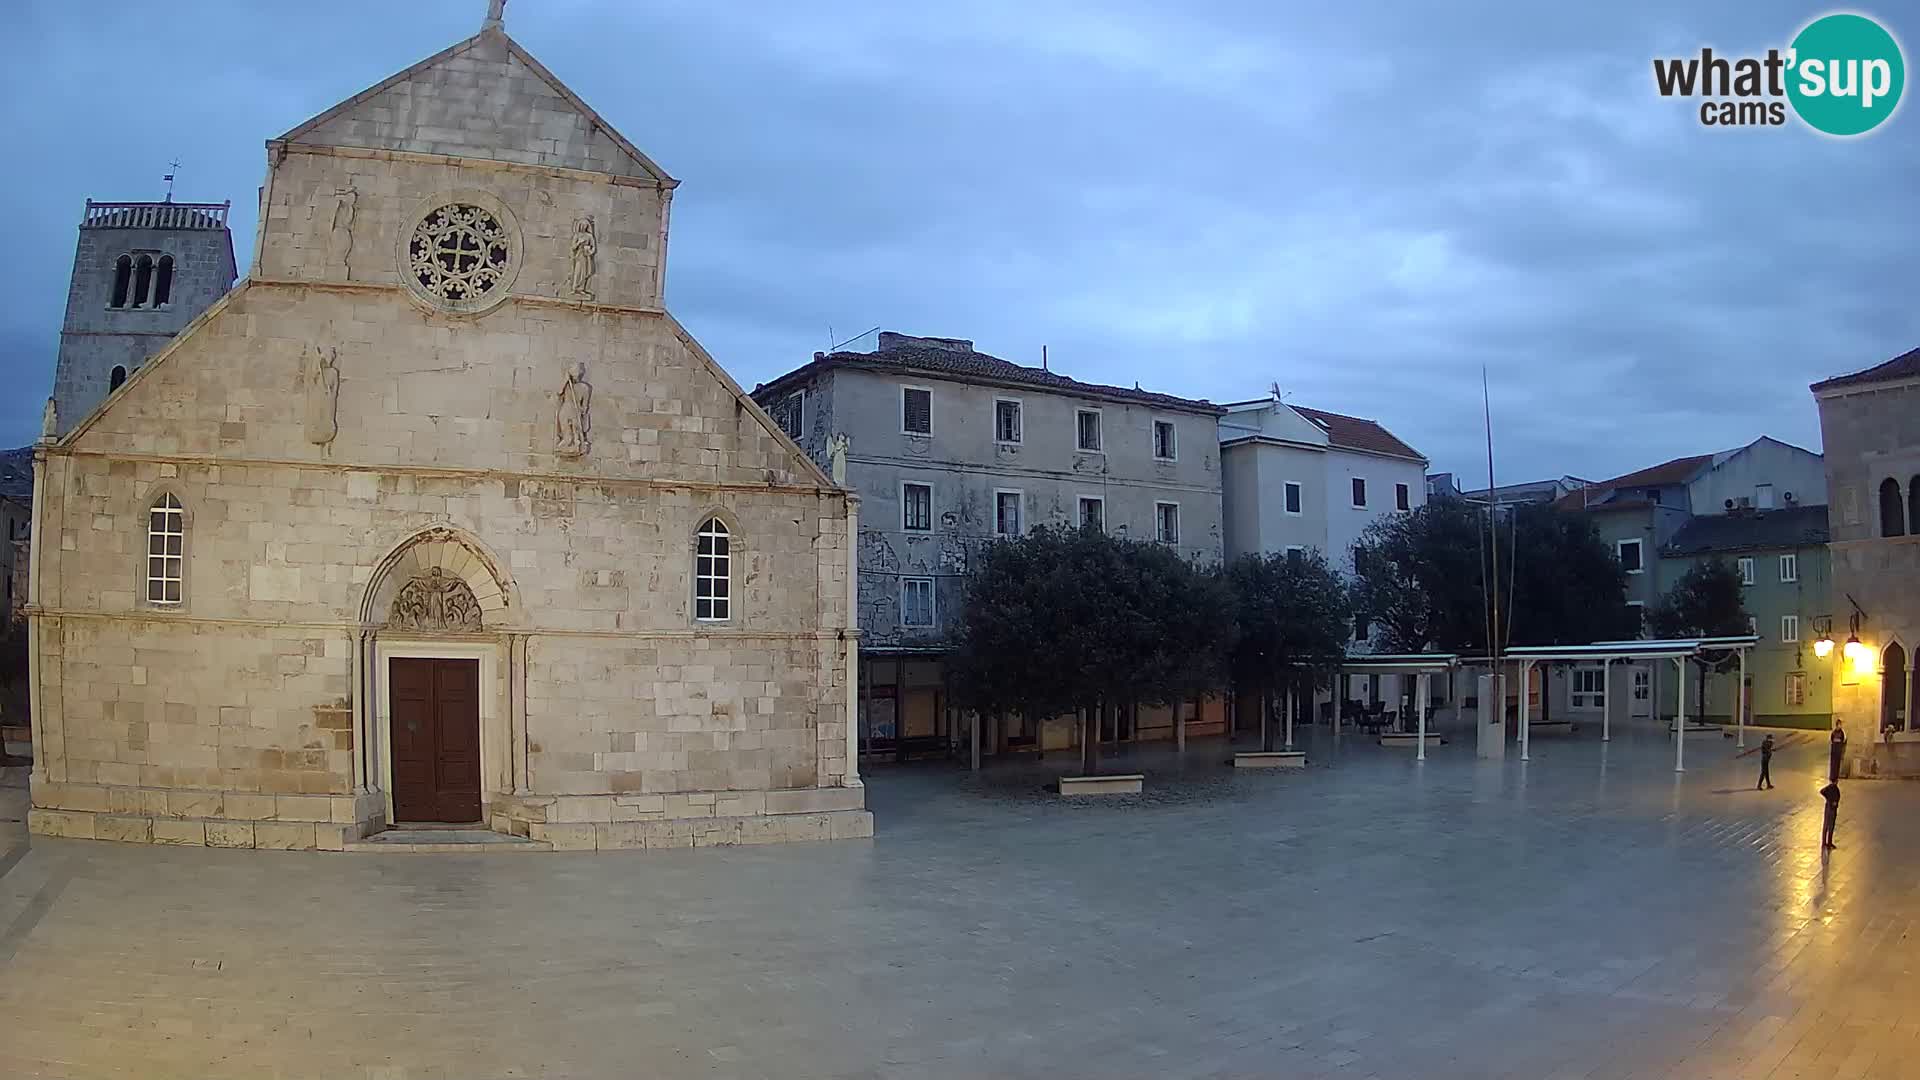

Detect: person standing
1756,733,1775,790
1830,720,1848,782
1820,781,1841,850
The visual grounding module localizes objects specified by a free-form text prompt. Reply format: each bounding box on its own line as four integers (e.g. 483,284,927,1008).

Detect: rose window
408,205,511,302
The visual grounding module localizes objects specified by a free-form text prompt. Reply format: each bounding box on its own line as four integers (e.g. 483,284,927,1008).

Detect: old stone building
49,199,238,436
24,7,868,850
1814,346,1920,774
753,332,1227,758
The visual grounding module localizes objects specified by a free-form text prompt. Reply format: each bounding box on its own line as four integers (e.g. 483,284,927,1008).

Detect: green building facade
1657,505,1833,729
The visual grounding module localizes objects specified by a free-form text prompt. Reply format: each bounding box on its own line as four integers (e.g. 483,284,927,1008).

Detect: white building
1219,396,1428,572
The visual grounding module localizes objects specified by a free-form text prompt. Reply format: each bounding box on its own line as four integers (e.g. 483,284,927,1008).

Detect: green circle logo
1787,13,1905,136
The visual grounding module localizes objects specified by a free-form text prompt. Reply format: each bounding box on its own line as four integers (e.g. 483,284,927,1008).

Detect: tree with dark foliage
949,526,1231,775
1352,499,1639,654
1225,550,1350,751
1647,557,1751,718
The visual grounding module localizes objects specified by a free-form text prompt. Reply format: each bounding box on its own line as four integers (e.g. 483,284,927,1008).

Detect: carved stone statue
326,187,357,278
568,216,597,299
555,361,592,458
389,568,484,632
40,398,57,443
827,432,851,485
305,345,339,447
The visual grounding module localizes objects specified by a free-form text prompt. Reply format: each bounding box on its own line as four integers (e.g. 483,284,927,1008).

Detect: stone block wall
255,142,665,311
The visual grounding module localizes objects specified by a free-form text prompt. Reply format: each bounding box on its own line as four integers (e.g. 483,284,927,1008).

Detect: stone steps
343,827,550,853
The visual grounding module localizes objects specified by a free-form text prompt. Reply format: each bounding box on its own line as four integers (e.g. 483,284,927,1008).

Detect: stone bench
1378,733,1446,748
1057,774,1145,796
1232,751,1306,769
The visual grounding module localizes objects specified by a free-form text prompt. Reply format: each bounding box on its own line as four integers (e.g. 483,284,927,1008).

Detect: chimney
877,331,973,354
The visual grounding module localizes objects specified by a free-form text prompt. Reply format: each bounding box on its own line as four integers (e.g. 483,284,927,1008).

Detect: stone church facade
24,13,869,850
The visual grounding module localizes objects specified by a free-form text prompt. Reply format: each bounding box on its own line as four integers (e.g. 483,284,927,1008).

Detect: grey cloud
2,0,1915,486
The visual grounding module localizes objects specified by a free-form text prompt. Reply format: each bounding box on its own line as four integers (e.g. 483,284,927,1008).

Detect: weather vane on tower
163,158,182,202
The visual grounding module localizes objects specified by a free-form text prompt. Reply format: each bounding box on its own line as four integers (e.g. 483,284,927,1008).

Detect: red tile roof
1812,345,1920,392
1289,406,1425,462
1550,453,1712,511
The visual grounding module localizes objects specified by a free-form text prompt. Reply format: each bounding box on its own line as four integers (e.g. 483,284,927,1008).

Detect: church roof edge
273,26,677,187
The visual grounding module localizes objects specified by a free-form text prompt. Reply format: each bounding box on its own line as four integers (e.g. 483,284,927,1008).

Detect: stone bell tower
48,198,237,434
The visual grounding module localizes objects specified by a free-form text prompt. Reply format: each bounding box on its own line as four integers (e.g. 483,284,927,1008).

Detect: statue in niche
827,432,851,485
40,398,57,443
305,345,340,447
555,361,592,458
326,186,357,279
389,568,484,632
568,216,597,300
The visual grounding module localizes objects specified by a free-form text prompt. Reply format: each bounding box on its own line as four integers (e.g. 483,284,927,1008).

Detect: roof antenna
1042,345,1048,371
1269,381,1283,402
163,158,181,202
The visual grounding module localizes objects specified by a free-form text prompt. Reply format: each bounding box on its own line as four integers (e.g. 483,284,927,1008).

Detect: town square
1,1,1917,1077
6,725,1920,1078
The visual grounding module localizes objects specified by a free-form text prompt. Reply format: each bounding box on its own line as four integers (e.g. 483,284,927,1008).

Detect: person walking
1820,781,1841,850
1829,720,1848,782
1756,733,1775,790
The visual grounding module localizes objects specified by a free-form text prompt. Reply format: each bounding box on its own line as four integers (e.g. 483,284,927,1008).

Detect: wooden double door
389,657,482,823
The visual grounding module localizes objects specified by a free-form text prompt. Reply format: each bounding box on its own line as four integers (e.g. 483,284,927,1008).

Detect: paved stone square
4,720,1919,1079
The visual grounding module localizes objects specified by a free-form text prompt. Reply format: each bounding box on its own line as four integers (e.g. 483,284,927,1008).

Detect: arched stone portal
360,526,516,628
353,527,524,829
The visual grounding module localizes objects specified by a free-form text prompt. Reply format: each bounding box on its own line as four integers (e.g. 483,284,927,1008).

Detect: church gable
279,29,673,183
60,285,834,491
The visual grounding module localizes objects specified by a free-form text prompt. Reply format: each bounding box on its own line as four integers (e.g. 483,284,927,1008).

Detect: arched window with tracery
146,494,184,605
694,517,731,621
110,254,132,308
1880,477,1906,537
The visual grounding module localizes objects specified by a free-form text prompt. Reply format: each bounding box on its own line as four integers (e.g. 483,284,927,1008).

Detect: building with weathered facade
752,332,1226,756
1546,437,1831,726
1654,506,1833,728
24,8,869,850
1813,345,1920,773
1218,395,1428,570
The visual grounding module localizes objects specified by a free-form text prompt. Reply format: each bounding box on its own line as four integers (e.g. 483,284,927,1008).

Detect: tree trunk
1260,689,1274,752
1696,660,1709,723
1081,702,1100,775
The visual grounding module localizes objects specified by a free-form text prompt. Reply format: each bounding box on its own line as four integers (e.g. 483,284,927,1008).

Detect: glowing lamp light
1843,634,1873,675
1813,636,1834,659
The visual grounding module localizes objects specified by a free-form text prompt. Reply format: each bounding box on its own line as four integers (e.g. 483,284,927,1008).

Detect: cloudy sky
3,0,1915,483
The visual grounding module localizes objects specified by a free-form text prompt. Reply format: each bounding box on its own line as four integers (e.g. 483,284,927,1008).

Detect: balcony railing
82,200,231,230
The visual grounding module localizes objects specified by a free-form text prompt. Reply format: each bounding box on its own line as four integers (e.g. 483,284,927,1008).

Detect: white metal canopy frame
1322,652,1461,761
1500,636,1760,771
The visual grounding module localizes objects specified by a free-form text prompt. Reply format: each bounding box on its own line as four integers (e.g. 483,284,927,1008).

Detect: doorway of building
389,657,482,822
